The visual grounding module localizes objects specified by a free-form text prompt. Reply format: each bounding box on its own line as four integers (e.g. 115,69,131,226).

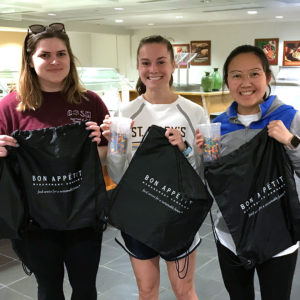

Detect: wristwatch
289,134,300,149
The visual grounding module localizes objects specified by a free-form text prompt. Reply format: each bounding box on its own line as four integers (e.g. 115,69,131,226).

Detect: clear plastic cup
197,122,221,161
109,117,132,154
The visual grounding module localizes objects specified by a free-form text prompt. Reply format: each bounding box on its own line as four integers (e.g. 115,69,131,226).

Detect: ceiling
0,0,300,31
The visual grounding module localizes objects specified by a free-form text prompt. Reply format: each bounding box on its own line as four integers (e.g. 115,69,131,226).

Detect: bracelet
183,146,192,157
183,141,192,157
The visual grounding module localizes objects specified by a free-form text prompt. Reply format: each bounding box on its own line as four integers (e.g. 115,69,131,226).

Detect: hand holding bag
10,122,107,230
205,128,300,269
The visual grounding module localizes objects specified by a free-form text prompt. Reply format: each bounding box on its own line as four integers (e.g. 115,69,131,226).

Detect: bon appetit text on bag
108,125,213,260
205,128,300,269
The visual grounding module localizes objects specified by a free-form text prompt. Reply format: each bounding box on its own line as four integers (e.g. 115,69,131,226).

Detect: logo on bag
32,170,83,194
142,174,192,214
240,176,286,217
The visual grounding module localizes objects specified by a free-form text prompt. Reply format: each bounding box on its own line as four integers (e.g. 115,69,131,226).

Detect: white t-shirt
107,94,208,183
237,112,260,127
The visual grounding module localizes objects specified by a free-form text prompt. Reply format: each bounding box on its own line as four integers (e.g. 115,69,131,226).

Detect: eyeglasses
228,69,264,82
28,23,65,34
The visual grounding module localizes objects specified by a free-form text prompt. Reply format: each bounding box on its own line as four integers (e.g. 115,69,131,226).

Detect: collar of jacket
219,95,297,134
228,95,276,121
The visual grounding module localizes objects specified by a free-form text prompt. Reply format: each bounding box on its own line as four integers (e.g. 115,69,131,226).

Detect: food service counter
126,90,233,116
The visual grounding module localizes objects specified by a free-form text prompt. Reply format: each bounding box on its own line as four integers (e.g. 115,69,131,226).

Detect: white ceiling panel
0,0,299,30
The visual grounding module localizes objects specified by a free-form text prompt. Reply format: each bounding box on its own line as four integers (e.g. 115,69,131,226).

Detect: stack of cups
197,122,221,161
109,117,132,155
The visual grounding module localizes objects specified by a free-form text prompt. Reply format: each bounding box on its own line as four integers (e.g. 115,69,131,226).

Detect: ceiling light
114,7,124,11
115,19,124,23
148,23,154,26
247,10,257,15
275,15,283,19
48,13,56,16
175,16,183,19
2,9,16,13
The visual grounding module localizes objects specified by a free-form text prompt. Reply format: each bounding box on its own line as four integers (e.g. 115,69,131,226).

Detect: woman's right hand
100,115,112,141
0,135,18,157
195,128,204,154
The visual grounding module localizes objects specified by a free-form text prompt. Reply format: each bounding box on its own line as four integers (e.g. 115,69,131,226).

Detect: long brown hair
135,35,174,95
17,27,86,111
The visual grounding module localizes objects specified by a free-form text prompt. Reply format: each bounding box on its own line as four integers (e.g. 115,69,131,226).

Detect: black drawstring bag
0,156,24,239
108,125,213,260
205,128,300,269
9,122,107,231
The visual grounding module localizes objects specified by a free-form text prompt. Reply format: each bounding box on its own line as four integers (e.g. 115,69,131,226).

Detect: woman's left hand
267,120,293,146
165,128,186,152
86,121,101,145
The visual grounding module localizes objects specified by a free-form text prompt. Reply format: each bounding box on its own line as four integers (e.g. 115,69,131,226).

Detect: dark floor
0,205,300,300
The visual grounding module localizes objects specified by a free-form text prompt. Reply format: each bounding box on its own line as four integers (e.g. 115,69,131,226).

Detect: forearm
97,146,107,165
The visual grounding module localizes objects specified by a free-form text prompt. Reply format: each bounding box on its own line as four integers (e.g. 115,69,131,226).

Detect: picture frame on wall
172,44,190,68
254,38,279,65
190,40,211,66
283,41,300,66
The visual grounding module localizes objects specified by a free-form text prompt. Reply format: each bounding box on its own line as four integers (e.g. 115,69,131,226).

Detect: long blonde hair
17,27,86,111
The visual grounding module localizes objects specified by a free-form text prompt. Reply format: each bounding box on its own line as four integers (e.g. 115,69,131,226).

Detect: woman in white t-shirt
101,35,208,300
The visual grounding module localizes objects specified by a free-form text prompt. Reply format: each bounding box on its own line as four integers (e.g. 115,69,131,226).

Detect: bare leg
130,255,160,300
166,251,199,300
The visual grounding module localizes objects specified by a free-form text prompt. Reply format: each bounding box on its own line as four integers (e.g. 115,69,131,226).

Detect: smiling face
227,52,271,115
137,43,175,92
30,37,70,92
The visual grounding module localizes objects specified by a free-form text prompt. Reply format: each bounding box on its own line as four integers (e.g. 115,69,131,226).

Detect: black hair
223,44,274,100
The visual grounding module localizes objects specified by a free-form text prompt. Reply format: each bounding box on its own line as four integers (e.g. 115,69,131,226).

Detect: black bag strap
175,253,189,280
93,143,107,233
209,209,219,243
22,262,32,276
174,146,184,196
